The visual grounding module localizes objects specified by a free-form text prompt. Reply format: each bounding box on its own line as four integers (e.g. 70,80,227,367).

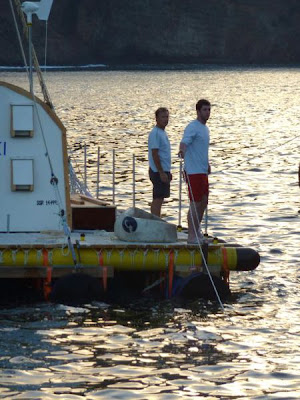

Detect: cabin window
11,104,34,137
11,158,34,191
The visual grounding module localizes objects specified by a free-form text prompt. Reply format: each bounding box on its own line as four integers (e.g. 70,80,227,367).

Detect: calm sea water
0,68,299,399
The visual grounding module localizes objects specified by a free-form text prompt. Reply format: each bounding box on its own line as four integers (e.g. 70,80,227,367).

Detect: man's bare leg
187,196,208,242
151,198,164,217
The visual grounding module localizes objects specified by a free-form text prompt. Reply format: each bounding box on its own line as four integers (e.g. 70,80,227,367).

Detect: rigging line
32,100,55,176
11,0,77,266
9,0,29,77
10,1,57,200
182,162,224,311
12,0,54,109
214,132,300,175
44,20,48,74
32,97,78,267
10,0,65,220
32,100,67,216
68,154,93,196
31,98,66,215
32,100,73,235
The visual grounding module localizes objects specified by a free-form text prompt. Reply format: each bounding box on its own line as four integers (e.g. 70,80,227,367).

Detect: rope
10,0,86,244
12,0,54,108
44,21,48,74
31,101,77,268
142,276,165,293
214,132,300,176
68,157,93,196
9,0,29,78
180,157,225,311
61,243,70,256
14,64,78,269
11,0,92,203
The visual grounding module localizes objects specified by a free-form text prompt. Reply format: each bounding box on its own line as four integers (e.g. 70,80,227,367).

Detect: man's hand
159,171,169,183
178,150,184,159
178,142,186,159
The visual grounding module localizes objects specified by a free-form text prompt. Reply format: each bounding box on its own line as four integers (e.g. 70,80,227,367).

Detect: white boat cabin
0,81,71,232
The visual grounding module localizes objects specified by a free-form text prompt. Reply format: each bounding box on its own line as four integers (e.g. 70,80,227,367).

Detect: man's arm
152,149,169,183
178,142,187,158
179,142,210,174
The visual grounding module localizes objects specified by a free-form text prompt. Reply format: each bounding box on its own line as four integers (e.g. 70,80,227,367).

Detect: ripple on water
0,68,300,398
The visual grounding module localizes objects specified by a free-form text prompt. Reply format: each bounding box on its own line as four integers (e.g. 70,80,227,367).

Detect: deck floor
0,230,198,249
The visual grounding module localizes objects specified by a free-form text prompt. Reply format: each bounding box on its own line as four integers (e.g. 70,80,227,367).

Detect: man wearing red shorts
178,99,211,243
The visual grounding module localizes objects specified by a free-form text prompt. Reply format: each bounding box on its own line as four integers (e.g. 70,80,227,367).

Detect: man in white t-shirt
178,99,211,243
148,107,172,217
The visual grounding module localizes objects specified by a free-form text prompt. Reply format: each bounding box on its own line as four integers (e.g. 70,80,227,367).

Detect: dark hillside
1,0,300,66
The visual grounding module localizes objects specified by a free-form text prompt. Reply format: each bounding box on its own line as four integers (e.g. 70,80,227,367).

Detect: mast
12,0,54,108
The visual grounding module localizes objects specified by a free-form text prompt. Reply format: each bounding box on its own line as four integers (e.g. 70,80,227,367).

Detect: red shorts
185,173,209,202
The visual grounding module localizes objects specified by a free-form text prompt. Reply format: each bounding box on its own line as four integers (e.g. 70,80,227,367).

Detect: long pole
178,159,183,229
133,154,136,208
28,20,33,94
84,144,87,188
112,149,115,204
204,207,208,236
96,146,100,199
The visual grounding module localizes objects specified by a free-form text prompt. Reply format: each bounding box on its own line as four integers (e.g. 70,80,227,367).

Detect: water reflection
0,68,299,398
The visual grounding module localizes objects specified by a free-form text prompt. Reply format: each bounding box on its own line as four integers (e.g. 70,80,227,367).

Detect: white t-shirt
148,126,171,172
181,119,210,174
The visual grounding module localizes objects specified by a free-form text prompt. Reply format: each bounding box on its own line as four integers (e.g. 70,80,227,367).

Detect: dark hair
155,107,169,118
196,99,211,111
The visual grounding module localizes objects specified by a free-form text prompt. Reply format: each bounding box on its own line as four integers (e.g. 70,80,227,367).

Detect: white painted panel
0,85,67,231
11,159,34,190
12,104,33,131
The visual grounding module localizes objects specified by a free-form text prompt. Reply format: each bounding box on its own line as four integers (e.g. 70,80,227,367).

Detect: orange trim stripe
221,247,230,286
98,251,107,292
168,250,174,298
42,249,52,301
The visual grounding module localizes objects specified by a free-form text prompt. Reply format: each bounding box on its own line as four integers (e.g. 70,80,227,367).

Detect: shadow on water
0,279,44,309
0,271,230,314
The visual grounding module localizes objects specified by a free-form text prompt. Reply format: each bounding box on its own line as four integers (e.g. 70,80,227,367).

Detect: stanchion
42,249,52,301
133,154,136,209
84,143,87,188
96,146,100,199
177,159,183,231
112,149,115,204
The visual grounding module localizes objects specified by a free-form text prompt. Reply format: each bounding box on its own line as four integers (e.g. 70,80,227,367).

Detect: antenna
21,0,53,21
21,2,39,24
21,0,54,93
36,0,53,21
